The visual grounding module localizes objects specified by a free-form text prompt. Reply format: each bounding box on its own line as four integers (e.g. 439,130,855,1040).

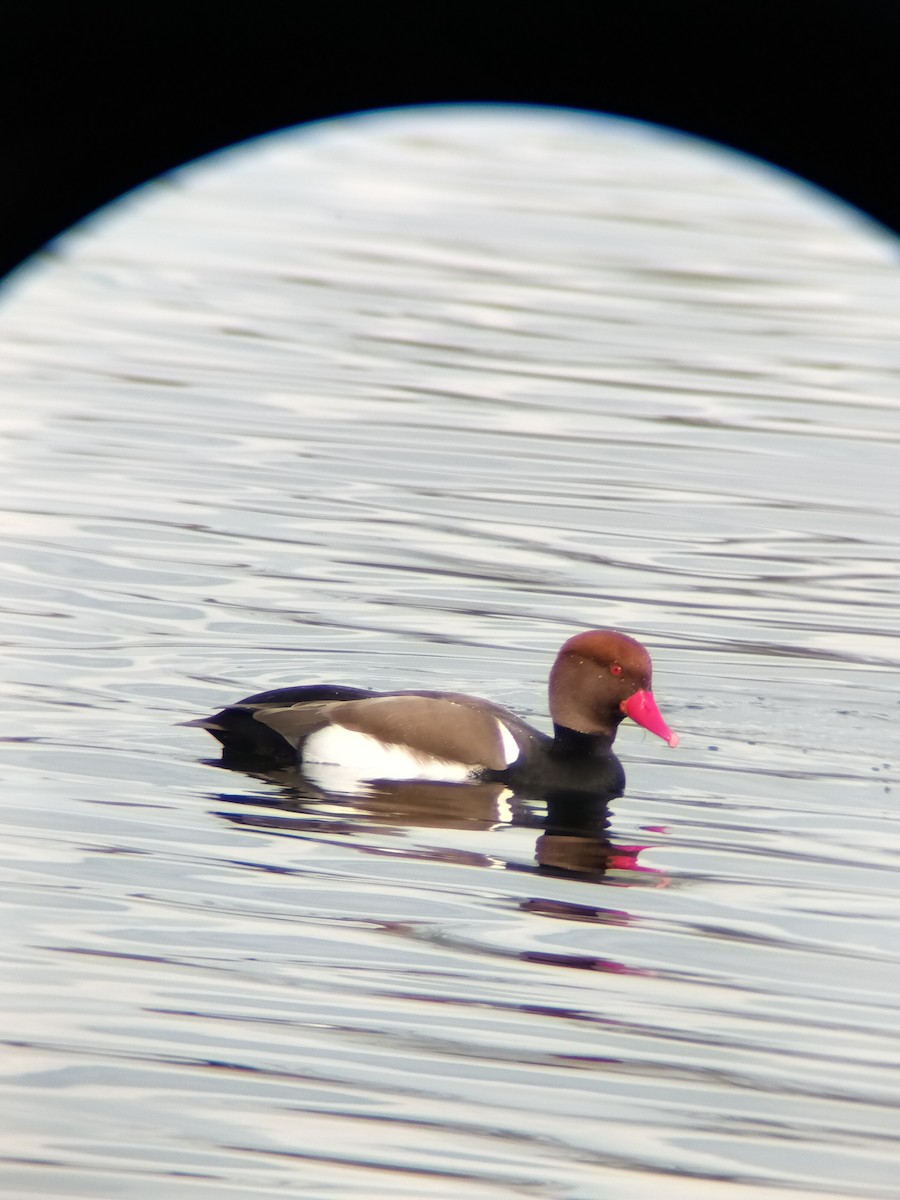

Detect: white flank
497,721,520,767
302,724,476,791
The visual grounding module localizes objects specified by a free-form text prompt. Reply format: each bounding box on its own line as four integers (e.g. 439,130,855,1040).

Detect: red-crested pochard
190,630,678,796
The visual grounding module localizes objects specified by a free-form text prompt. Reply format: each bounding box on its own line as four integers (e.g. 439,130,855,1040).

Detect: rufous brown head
548,630,678,746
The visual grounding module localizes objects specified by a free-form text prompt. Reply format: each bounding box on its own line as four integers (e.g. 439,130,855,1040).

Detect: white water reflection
1,106,899,1198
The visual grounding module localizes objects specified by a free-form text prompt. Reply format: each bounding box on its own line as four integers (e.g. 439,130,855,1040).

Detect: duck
190,630,678,797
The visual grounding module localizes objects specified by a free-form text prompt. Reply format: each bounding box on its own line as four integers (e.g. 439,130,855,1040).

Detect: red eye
610,663,623,676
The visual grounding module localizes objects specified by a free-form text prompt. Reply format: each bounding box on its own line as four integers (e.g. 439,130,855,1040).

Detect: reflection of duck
190,630,677,798
213,775,654,883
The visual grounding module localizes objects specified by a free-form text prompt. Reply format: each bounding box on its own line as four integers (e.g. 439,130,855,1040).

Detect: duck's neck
551,723,616,758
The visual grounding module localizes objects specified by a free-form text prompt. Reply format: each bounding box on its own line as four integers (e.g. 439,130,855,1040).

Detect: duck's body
191,630,678,796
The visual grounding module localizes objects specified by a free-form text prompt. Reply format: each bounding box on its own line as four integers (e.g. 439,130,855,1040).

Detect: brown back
259,694,514,770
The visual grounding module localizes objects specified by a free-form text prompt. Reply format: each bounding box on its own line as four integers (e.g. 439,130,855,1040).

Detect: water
1,105,899,1198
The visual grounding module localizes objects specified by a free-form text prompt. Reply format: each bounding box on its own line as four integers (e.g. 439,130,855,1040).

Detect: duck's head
548,629,678,747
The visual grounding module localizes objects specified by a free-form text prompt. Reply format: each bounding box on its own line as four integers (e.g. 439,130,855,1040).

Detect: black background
3,2,899,283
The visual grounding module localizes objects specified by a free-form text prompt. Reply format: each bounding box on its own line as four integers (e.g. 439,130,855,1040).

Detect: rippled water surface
1,107,899,1199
